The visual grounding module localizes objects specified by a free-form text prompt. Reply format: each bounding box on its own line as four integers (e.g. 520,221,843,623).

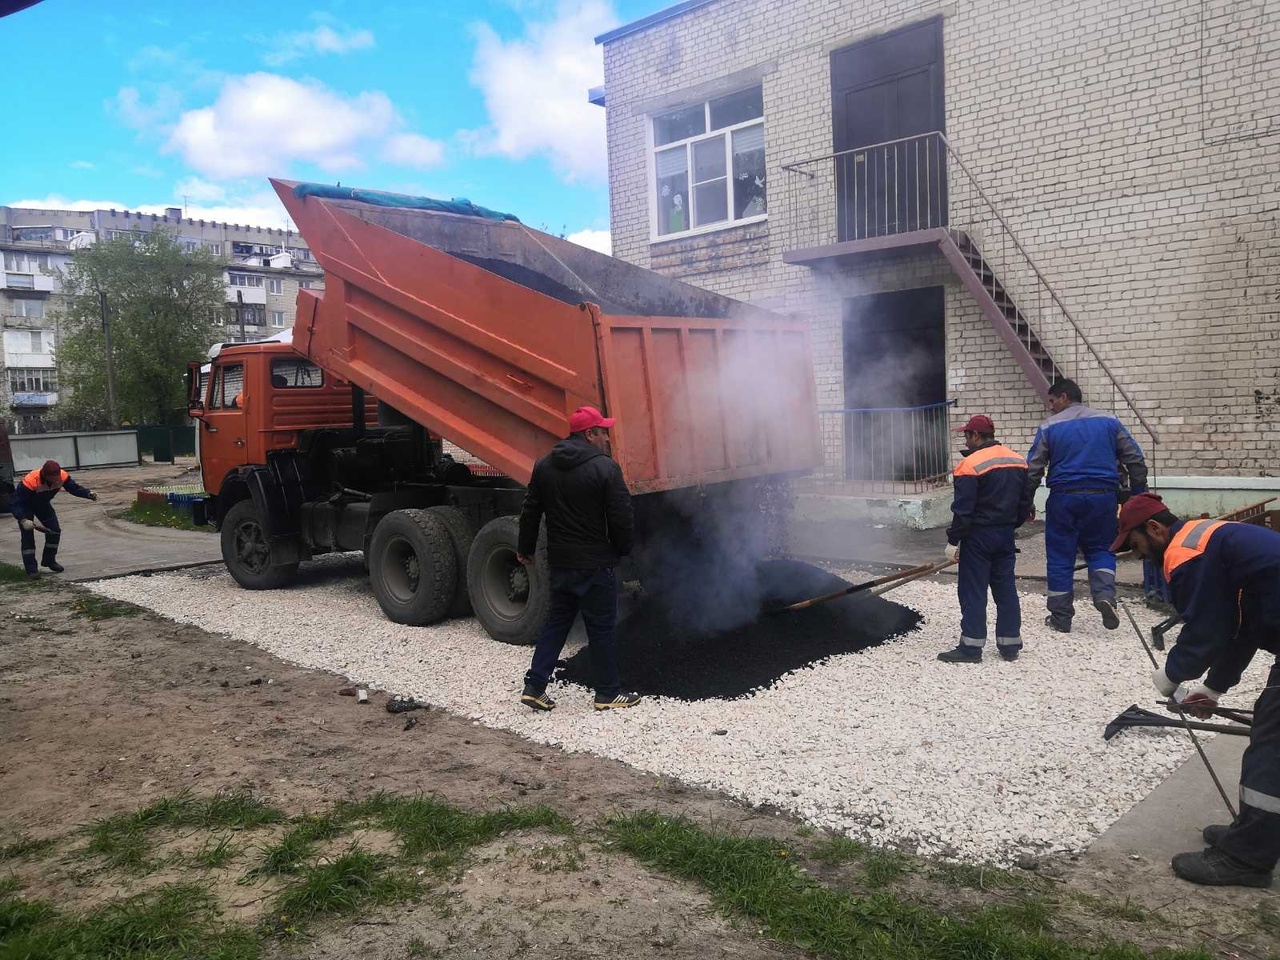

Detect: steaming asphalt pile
87,558,1268,865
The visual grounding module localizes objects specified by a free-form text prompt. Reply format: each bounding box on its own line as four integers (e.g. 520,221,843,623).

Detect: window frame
648,87,768,244
270,357,324,389
8,366,58,394
269,310,286,327
266,278,283,295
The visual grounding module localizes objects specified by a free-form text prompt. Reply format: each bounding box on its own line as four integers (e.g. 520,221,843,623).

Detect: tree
55,231,225,426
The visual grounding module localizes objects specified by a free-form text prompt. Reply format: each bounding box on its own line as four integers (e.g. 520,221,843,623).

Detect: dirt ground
1,572,1277,959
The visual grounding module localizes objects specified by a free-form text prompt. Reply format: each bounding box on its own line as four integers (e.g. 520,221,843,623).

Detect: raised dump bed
271,179,822,494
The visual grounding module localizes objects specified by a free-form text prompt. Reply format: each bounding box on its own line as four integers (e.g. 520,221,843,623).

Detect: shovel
766,558,958,615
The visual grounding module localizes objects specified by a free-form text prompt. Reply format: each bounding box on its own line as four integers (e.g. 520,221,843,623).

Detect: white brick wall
601,0,1280,476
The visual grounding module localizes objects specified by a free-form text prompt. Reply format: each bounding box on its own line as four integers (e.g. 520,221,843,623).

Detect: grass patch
0,835,56,864
809,834,866,866
860,850,909,888
928,861,1038,892
0,883,259,959
114,501,210,533
1069,892,1149,923
605,812,1214,960
248,815,345,878
266,847,421,934
68,594,145,620
191,834,240,871
338,793,565,872
0,561,32,583
83,792,285,872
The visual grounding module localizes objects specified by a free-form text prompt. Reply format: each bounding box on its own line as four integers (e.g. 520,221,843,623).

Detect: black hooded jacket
518,434,634,569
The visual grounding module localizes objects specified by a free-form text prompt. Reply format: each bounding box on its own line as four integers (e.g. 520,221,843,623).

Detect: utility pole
98,289,118,426
236,290,246,342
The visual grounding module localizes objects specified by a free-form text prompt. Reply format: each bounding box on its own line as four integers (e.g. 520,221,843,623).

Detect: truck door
199,360,249,495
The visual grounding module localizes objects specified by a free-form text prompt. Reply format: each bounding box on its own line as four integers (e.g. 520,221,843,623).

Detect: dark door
831,18,946,241
842,287,948,482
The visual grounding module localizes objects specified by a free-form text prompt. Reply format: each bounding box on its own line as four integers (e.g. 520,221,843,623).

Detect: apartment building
0,204,324,420
594,0,1280,487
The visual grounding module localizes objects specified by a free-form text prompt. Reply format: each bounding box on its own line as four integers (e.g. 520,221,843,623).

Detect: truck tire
221,499,299,590
368,509,457,626
426,505,475,619
467,516,548,645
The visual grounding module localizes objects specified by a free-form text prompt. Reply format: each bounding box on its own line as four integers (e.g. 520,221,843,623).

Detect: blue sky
1,0,671,252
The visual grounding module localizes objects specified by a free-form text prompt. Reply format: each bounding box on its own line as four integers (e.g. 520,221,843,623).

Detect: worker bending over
9,459,97,577
1117,493,1280,887
1025,379,1148,633
938,415,1033,663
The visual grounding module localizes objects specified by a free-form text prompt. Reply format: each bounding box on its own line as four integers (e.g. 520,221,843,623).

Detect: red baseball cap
569,405,615,433
1110,493,1168,552
954,415,995,434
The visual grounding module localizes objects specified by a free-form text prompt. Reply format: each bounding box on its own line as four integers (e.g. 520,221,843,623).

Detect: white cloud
175,176,227,203
567,228,611,254
263,24,375,66
112,85,182,130
381,132,446,169
9,193,291,232
70,160,95,170
165,73,399,179
467,0,617,183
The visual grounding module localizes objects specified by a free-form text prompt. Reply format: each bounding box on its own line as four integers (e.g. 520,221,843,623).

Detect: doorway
831,18,946,241
842,287,948,482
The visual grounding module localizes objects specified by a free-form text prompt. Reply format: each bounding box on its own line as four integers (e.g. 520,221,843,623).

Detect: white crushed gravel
87,558,1267,865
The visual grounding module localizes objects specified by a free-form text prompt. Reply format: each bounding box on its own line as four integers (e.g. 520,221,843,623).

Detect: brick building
594,0,1280,486
0,205,323,424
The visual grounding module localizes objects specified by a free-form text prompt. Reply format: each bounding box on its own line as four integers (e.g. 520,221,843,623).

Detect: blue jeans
525,566,620,699
1045,491,1117,622
957,525,1021,651
16,501,60,574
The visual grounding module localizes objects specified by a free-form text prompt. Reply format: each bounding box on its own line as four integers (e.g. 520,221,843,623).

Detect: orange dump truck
189,180,821,643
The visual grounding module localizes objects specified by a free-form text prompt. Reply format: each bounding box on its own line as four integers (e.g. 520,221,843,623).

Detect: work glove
1176,683,1224,720
1151,667,1178,697
944,543,960,562
88,492,98,501
19,519,34,531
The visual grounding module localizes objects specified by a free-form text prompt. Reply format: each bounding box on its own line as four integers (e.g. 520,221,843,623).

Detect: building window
228,272,263,287
652,85,766,238
270,310,286,327
3,252,50,272
267,278,283,295
206,242,221,255
12,227,54,242
28,331,42,351
8,367,58,394
271,357,323,388
181,239,200,253
12,298,44,319
5,274,34,289
298,280,314,290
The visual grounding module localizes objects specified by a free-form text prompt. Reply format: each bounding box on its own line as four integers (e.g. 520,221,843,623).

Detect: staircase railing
780,132,1159,460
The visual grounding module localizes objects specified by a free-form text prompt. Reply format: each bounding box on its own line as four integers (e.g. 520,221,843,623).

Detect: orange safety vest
21,468,69,492
1162,519,1229,580
954,443,1028,478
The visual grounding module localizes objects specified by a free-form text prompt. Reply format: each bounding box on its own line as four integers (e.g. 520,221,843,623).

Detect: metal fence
816,400,956,494
9,430,139,472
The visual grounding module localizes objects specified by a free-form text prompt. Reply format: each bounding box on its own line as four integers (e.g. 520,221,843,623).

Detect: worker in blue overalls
1025,379,1148,633
9,459,97,577
1117,493,1280,887
938,415,1034,663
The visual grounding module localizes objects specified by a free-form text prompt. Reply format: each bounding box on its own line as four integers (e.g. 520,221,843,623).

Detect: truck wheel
369,509,457,626
221,499,298,590
426,506,475,618
467,516,548,645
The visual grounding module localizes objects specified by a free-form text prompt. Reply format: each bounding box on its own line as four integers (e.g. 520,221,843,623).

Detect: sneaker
1093,597,1120,630
520,686,556,712
936,646,981,664
594,692,642,710
42,560,64,574
998,646,1022,662
1044,615,1072,633
1172,848,1273,888
1202,824,1230,847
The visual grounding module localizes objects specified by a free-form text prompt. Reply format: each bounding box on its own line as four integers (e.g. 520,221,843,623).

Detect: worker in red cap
516,405,641,712
938,415,1034,663
9,459,97,577
1115,492,1280,887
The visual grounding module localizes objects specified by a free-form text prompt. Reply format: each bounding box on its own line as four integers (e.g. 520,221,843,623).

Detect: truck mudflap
217,461,308,564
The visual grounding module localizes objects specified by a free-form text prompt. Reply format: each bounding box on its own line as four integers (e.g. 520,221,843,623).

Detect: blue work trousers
1217,660,1280,871
957,525,1021,651
14,501,60,575
525,566,620,699
1045,491,1117,624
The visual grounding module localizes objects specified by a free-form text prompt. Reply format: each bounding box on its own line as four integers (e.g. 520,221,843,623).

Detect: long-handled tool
1157,698,1253,726
1117,599,1238,819
1104,704,1250,741
766,558,958,615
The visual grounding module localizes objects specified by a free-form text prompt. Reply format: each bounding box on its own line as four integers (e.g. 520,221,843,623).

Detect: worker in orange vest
9,459,97,577
937,415,1034,663
1117,493,1280,887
